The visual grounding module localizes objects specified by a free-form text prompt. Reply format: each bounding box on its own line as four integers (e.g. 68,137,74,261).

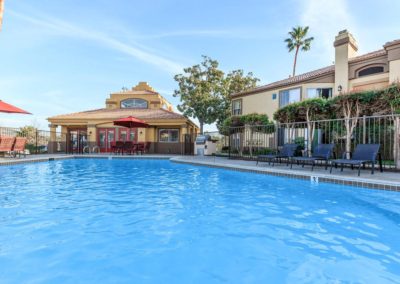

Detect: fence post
396,117,400,169
228,129,231,159
35,130,38,154
275,122,279,149
363,115,366,144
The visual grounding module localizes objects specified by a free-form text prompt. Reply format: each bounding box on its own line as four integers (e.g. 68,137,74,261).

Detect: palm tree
284,26,314,77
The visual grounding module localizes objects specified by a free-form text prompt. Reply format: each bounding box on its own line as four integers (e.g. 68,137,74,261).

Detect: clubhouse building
48,82,198,154
231,30,400,119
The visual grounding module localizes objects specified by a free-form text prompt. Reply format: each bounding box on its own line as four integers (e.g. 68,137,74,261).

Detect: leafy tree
216,70,259,131
294,99,331,155
330,91,380,158
240,113,274,156
219,116,244,136
174,56,259,134
174,56,224,134
284,26,314,77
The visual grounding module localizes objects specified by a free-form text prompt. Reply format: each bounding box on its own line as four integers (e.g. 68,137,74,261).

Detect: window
272,93,277,100
232,99,242,115
120,98,148,109
279,88,301,107
358,66,384,77
307,88,332,99
159,129,179,143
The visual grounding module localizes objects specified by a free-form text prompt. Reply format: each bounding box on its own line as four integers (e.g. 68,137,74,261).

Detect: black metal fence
0,127,67,154
216,114,400,170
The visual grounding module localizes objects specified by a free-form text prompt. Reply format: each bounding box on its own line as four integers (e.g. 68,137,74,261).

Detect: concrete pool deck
1,154,399,191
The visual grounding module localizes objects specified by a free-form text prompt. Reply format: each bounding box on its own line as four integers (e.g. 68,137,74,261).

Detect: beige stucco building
231,30,400,120
48,82,198,154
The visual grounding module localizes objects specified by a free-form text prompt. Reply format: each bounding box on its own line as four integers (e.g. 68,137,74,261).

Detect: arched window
358,66,384,77
120,98,148,109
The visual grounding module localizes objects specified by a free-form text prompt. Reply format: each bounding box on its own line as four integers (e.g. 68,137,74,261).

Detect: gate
183,134,195,155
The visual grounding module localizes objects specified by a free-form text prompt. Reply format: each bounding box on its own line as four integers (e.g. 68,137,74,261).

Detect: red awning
0,100,31,114
113,116,149,128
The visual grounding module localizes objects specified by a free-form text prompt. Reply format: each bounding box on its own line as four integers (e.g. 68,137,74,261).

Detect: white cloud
299,0,357,64
8,10,185,74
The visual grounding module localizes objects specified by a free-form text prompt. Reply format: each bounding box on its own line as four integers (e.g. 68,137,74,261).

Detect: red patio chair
144,142,151,154
136,143,145,155
123,141,134,155
0,136,16,157
114,141,124,154
11,137,27,158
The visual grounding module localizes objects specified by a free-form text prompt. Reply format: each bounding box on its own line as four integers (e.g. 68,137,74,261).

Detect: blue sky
1,0,400,131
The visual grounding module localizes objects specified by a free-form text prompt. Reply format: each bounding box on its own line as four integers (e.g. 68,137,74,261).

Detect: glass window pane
129,132,135,141
159,130,169,142
288,88,300,104
170,130,179,142
307,88,319,99
120,99,148,109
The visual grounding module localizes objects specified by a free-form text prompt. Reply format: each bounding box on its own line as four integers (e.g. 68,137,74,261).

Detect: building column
48,124,58,154
60,126,68,153
384,40,400,84
87,125,97,151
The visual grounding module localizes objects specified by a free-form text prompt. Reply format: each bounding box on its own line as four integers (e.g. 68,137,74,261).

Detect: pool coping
170,157,400,192
1,154,399,192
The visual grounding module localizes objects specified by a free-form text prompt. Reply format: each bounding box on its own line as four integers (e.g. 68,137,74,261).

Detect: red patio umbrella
113,116,149,128
0,100,31,114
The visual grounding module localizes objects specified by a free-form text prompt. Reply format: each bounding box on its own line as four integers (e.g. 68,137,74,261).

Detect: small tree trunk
249,126,254,157
305,108,315,157
343,100,359,159
199,121,204,135
292,46,299,77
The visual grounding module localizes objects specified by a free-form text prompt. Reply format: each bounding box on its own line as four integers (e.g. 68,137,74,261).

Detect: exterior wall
238,82,335,120
389,59,400,83
348,56,388,80
240,90,278,119
349,72,389,91
105,93,172,111
105,82,173,111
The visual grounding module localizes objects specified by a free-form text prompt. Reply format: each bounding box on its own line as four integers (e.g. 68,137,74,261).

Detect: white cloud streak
8,10,185,74
299,0,356,63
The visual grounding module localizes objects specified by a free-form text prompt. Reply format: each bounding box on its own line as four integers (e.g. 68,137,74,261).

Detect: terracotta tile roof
110,90,158,96
48,108,186,121
232,65,335,97
348,49,386,63
232,47,390,98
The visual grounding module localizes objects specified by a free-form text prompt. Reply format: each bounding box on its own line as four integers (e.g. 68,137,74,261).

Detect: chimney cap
334,30,358,51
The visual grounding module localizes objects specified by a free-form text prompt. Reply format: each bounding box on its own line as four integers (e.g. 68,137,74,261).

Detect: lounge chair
330,144,382,176
0,137,16,157
291,144,334,171
11,137,27,158
256,143,298,166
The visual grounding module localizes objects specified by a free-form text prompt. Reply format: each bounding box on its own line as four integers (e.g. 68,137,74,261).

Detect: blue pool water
0,159,400,283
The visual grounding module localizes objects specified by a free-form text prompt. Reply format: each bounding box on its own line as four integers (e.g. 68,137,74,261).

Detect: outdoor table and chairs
111,141,151,155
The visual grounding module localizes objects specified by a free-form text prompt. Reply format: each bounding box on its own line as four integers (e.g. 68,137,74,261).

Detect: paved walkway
172,156,400,191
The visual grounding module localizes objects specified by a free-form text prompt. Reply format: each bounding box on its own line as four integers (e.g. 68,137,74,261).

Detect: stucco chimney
334,30,358,94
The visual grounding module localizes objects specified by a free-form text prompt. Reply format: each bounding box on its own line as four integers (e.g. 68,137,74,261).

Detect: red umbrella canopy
0,100,31,114
113,116,149,128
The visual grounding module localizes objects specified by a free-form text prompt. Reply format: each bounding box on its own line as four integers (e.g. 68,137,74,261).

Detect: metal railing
219,114,400,170
0,127,67,154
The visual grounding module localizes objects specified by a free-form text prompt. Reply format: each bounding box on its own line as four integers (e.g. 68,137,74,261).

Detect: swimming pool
0,159,399,283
